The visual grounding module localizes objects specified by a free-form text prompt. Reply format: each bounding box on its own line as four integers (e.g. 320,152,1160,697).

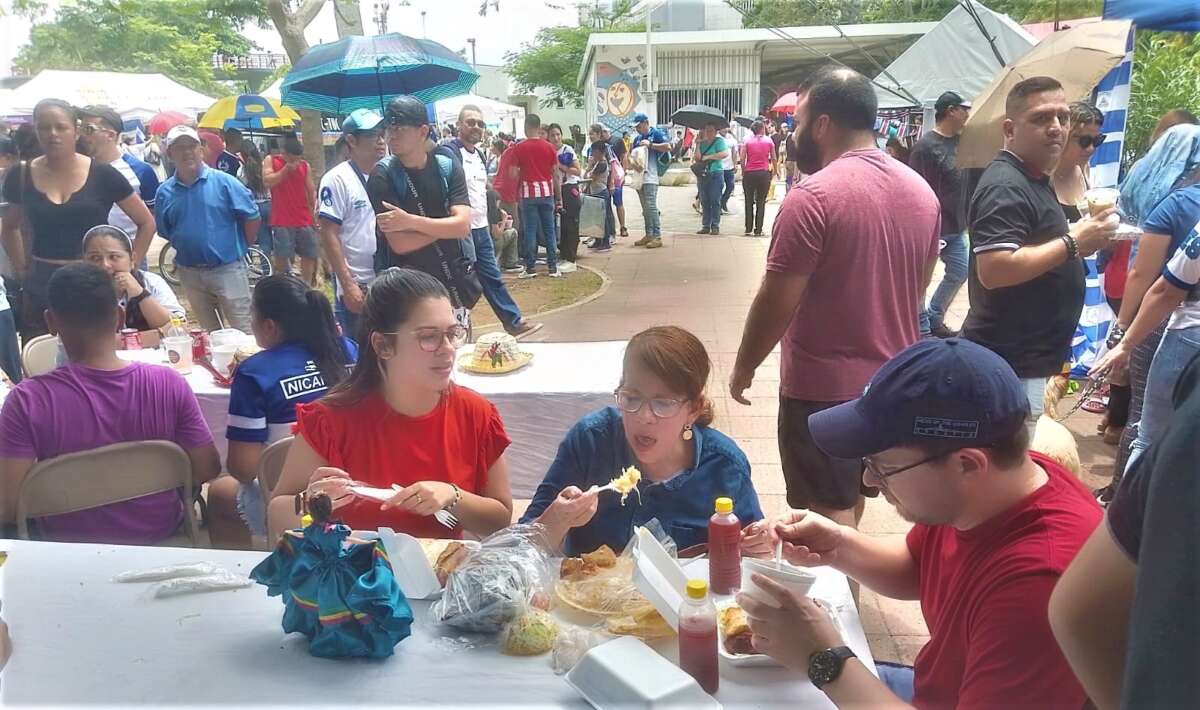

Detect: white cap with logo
164,125,201,149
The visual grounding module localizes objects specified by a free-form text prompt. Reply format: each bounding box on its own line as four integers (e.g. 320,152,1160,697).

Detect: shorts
271,225,319,259
611,185,624,208
778,395,875,511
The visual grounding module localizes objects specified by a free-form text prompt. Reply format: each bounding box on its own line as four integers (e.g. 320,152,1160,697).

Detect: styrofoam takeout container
715,598,844,668
355,528,478,600
565,636,722,710
630,526,691,629
740,557,817,609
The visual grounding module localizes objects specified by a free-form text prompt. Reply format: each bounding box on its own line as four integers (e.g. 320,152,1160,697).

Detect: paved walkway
513,179,1116,665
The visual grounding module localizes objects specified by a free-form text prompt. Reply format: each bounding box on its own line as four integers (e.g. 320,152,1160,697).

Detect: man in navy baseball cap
735,337,1101,709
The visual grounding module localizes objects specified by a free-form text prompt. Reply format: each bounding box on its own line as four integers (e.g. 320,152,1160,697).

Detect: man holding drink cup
959,77,1118,420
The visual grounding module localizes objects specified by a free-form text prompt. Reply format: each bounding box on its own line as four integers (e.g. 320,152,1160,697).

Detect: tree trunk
267,0,328,179
332,0,365,37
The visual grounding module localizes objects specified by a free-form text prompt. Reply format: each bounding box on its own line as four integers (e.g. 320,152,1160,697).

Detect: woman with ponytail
266,267,514,542
207,274,357,548
521,326,762,555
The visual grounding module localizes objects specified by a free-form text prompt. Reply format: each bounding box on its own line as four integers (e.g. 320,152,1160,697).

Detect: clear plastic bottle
678,579,719,694
162,316,194,375
708,496,742,594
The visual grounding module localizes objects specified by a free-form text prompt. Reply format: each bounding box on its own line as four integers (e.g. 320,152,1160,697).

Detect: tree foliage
741,0,1104,27
1125,31,1200,164
504,0,643,108
13,0,268,95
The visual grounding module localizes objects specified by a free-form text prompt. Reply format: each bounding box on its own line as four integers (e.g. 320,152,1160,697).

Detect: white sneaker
504,266,523,273
518,268,538,280
548,270,563,279
558,261,578,273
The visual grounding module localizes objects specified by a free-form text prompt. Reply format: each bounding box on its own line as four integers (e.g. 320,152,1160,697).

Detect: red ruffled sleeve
293,400,346,469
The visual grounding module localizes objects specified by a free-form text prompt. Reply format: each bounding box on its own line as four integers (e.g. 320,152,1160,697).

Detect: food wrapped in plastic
555,520,677,640
250,507,414,659
430,524,555,633
500,607,560,656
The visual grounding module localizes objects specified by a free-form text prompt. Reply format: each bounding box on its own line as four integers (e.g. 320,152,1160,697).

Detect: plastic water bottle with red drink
708,496,742,594
678,579,719,695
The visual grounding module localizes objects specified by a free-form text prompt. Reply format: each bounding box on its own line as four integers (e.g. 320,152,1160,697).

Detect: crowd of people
0,60,1195,706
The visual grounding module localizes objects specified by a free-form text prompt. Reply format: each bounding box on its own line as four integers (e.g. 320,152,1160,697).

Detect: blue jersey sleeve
227,368,269,443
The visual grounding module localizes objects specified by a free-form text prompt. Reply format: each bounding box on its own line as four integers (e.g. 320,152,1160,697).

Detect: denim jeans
876,662,915,703
471,227,523,329
920,231,969,334
1022,377,1046,436
1124,324,1200,475
700,172,724,230
520,197,558,272
639,182,661,237
176,261,252,332
721,169,736,209
334,280,371,342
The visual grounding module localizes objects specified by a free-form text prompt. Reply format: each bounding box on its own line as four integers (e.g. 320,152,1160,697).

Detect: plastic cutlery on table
349,484,459,529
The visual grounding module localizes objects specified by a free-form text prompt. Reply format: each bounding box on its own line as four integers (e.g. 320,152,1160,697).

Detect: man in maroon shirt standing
739,338,1101,709
730,64,941,527
507,114,562,279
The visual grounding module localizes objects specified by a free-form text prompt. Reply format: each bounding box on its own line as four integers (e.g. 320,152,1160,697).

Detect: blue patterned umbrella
282,33,479,115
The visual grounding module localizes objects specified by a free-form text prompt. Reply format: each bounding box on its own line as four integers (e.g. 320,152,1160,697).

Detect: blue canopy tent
1103,0,1200,32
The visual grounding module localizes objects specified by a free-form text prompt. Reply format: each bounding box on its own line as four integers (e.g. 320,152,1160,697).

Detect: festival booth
435,93,526,137
0,70,214,122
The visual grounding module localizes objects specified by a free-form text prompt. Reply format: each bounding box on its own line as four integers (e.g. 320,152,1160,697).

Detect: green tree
13,0,267,96
504,0,643,108
741,0,1104,27
1125,31,1200,164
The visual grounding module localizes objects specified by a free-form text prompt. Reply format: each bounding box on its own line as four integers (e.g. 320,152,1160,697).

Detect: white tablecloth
0,540,875,707
111,342,624,492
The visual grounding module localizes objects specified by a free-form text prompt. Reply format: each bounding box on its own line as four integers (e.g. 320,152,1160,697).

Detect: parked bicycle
157,244,272,286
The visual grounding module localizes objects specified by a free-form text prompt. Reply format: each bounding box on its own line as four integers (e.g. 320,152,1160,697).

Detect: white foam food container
565,636,723,710
629,526,691,629
715,598,845,668
357,528,478,601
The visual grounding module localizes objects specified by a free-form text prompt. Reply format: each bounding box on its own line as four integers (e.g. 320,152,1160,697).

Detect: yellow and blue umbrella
199,95,302,132
282,33,478,115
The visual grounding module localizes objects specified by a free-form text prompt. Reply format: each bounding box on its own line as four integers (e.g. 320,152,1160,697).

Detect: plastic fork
434,508,459,529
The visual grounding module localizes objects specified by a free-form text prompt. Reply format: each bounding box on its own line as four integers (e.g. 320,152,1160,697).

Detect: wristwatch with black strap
809,646,857,689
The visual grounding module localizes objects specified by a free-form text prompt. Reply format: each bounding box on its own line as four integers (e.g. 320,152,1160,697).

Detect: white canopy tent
261,77,284,101
435,94,526,137
873,1,1036,109
1,70,215,120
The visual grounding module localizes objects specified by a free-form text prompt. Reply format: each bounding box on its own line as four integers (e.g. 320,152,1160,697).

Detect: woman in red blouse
266,268,514,540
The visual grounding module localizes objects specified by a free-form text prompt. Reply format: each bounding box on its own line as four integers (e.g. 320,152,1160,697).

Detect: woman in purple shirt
0,263,220,544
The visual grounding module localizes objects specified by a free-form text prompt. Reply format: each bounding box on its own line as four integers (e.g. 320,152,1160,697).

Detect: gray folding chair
16,440,200,546
21,334,59,378
256,436,294,502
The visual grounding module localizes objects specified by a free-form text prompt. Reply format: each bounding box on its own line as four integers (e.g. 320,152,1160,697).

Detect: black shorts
778,395,876,511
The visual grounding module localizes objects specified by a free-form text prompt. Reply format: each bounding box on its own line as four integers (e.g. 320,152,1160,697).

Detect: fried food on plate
719,604,755,655
418,539,469,586
581,544,618,569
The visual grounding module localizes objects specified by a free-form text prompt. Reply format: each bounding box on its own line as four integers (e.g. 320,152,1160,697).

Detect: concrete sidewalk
514,179,1117,665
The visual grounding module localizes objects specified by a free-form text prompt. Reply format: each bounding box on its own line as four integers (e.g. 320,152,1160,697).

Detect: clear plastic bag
499,606,559,656
153,572,253,598
112,562,225,583
429,524,555,633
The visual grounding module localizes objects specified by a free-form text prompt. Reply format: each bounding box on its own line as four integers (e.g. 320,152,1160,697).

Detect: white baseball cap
164,125,201,149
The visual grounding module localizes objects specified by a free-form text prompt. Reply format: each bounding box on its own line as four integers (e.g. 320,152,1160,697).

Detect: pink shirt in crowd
767,148,941,402
0,362,214,543
742,135,776,172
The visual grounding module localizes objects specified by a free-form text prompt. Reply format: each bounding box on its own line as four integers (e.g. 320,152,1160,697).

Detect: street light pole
467,37,476,65
421,10,427,38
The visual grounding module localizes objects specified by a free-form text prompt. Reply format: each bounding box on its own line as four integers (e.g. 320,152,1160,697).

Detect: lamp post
467,37,476,65
372,0,390,34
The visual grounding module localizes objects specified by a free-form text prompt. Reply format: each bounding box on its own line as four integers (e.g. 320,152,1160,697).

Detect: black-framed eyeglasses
613,389,688,419
862,451,949,487
1076,134,1107,149
381,326,468,352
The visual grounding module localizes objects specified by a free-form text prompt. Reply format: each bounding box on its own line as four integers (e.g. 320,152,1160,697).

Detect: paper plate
456,351,533,375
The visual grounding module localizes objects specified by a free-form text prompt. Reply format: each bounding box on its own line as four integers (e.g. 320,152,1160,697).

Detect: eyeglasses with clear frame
380,326,468,353
613,389,688,419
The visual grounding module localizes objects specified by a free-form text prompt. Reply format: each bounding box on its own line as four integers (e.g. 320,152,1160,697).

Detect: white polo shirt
457,144,489,230
317,159,377,293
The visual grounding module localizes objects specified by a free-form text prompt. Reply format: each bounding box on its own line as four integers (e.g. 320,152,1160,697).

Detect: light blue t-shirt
155,165,260,267
696,136,728,175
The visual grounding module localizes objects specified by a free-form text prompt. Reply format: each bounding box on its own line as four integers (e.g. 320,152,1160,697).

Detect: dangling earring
682,424,694,441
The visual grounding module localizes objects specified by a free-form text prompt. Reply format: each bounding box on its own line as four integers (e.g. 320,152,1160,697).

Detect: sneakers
620,227,629,237
644,238,663,249
753,230,764,237
710,229,720,236
558,261,578,273
697,228,711,235
548,270,563,278
721,206,732,215
517,268,538,280
930,322,958,338
506,321,544,339
744,230,753,236
591,243,613,252
633,235,653,247
503,265,523,273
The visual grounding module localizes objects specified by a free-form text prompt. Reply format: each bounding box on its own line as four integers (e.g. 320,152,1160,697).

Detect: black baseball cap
934,91,971,113
384,95,430,127
808,338,1029,459
79,105,124,133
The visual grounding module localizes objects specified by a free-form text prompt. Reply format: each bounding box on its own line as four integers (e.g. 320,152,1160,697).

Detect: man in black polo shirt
962,76,1116,420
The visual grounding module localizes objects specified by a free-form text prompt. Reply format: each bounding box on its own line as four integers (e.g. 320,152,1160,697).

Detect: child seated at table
0,263,220,544
521,326,763,555
82,225,185,331
267,267,514,542
206,275,358,549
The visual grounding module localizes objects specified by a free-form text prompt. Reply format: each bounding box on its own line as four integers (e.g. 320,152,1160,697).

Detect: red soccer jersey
294,385,510,539
510,137,558,199
905,453,1102,709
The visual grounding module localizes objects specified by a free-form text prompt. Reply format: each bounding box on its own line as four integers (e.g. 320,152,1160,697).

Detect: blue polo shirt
520,407,763,556
155,164,259,267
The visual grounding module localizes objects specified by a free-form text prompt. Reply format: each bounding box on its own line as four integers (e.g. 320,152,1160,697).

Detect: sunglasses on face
461,119,486,128
81,124,114,135
613,389,688,419
1076,134,1106,149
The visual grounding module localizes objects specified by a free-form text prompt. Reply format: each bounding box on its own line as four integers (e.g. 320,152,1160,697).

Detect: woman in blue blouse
521,326,762,555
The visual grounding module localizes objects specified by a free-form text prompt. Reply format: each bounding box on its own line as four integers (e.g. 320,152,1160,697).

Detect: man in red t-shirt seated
739,337,1101,709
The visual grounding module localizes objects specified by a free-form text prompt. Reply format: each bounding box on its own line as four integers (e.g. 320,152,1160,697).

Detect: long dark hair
252,275,347,389
240,142,266,195
322,267,449,407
